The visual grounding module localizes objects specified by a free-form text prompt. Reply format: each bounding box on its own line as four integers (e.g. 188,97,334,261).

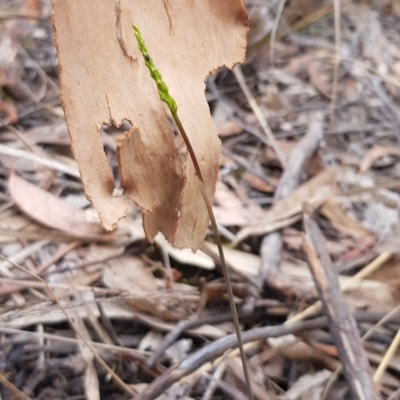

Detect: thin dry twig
146,308,265,368
321,304,400,400
260,111,324,296
233,65,286,165
35,241,80,275
208,374,248,400
0,143,80,177
0,327,148,360
270,0,286,68
303,210,380,400
328,0,342,132
287,251,392,324
388,388,400,400
374,327,400,384
202,359,228,400
133,317,327,400
0,240,49,278
0,373,33,400
0,254,136,397
73,311,101,400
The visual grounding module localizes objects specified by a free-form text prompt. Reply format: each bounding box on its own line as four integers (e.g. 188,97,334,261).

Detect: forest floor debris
1,0,400,399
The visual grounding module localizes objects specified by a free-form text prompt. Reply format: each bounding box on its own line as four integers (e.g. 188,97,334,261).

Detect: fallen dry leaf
265,139,322,174
0,215,90,243
265,139,298,162
102,256,192,320
367,256,400,288
234,167,341,243
103,256,157,294
270,336,338,372
226,357,276,400
320,200,372,239
0,300,137,330
280,257,398,314
202,242,260,276
307,53,334,98
213,181,266,226
52,0,248,251
282,227,361,259
9,172,106,239
22,0,42,17
282,0,325,23
159,237,215,270
345,279,399,313
243,172,274,193
359,145,400,173
0,100,18,124
216,120,243,137
139,330,163,353
285,370,331,400
259,83,286,111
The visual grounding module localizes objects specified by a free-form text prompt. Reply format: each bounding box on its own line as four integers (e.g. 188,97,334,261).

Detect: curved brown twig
133,317,327,400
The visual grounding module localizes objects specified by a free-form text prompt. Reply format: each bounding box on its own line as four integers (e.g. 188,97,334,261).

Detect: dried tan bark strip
52,0,248,251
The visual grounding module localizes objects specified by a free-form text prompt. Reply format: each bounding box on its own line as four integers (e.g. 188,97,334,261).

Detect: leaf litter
1,0,400,399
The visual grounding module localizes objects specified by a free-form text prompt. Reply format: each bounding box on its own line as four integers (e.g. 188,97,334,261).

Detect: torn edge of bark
51,0,129,232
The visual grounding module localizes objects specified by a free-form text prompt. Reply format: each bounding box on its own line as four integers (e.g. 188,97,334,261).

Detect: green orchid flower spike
133,25,177,114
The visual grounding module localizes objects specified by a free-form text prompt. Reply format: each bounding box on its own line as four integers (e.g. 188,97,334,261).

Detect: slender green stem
133,24,254,400
172,113,204,183
174,113,254,400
